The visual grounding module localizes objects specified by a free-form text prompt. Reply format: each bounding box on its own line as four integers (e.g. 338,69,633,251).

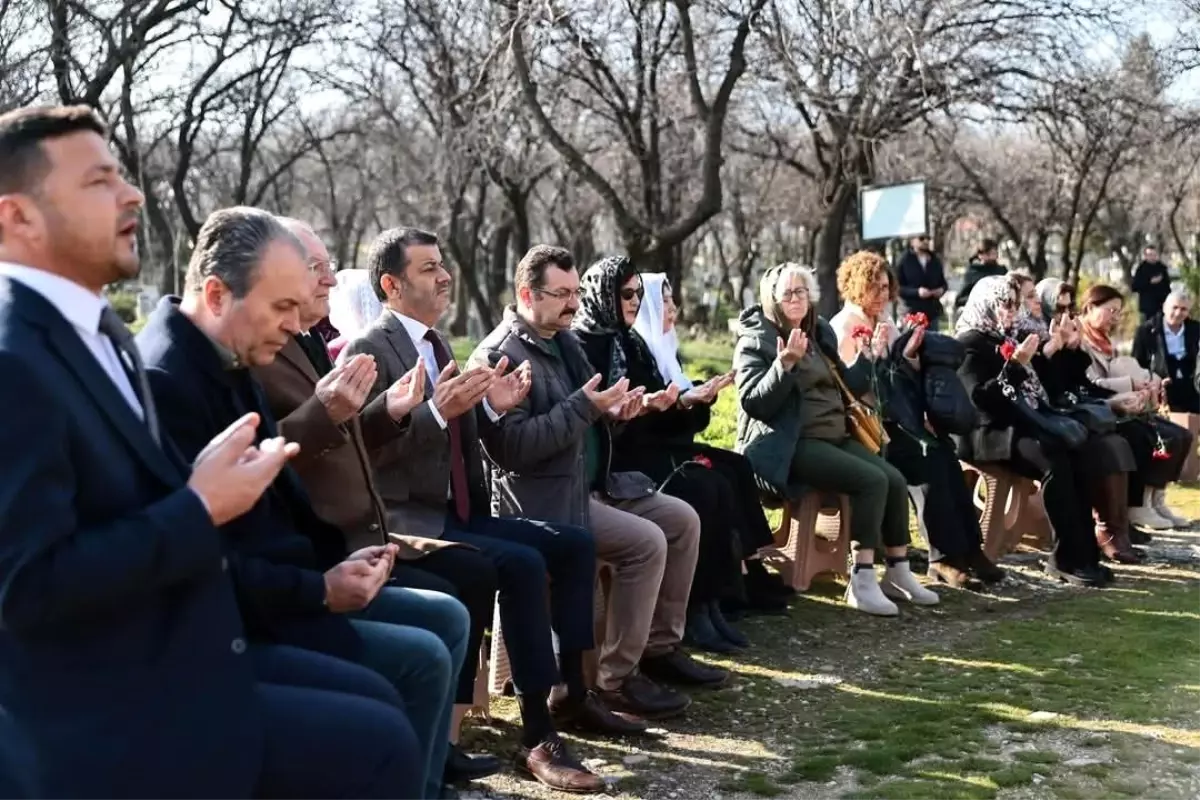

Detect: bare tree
506,0,767,292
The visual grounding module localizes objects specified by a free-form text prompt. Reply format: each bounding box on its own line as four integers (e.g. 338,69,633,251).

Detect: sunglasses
620,287,645,302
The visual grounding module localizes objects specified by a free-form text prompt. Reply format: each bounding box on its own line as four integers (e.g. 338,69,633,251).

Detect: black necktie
299,332,334,377
98,306,160,445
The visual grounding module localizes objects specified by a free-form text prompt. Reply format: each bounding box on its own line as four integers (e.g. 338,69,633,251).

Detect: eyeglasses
779,289,808,302
534,287,582,302
620,287,645,302
308,259,338,275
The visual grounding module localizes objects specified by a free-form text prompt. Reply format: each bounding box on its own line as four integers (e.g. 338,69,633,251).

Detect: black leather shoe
549,686,649,736
708,600,750,648
444,743,501,784
966,551,1006,584
1045,563,1104,587
685,608,739,653
1129,528,1153,545
640,649,729,688
598,673,690,720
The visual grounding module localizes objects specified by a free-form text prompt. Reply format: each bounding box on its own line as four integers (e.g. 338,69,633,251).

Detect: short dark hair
515,245,575,291
184,206,304,299
978,238,998,254
1080,283,1124,313
366,227,440,301
0,105,108,196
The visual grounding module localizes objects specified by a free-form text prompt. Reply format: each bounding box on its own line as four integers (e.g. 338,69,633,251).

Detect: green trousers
788,437,911,551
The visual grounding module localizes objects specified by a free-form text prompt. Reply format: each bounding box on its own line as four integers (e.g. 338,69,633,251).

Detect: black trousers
391,547,498,704
249,644,423,799
658,464,744,605
1007,436,1102,571
695,444,777,556
885,427,984,561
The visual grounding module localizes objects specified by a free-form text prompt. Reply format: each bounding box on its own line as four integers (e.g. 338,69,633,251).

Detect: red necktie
424,330,471,523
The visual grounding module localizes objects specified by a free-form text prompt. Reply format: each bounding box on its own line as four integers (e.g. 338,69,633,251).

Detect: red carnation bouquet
902,312,929,330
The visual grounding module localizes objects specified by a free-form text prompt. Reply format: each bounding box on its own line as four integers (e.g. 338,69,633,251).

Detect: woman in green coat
733,264,938,616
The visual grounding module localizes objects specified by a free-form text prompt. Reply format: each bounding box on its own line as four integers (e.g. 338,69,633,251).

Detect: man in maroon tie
346,228,642,794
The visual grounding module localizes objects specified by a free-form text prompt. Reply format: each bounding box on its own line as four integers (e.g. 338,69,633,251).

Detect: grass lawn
448,334,1200,800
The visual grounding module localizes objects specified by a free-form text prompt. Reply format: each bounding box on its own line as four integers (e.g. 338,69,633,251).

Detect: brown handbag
820,353,889,454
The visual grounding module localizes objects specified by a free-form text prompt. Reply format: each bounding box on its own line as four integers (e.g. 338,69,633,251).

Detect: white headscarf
328,269,382,339
632,273,692,390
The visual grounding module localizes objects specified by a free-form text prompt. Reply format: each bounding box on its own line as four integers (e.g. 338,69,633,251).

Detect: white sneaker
881,561,941,606
845,568,899,616
1152,489,1190,528
1130,505,1174,531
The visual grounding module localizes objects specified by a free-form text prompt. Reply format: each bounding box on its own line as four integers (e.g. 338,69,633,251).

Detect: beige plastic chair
761,492,851,591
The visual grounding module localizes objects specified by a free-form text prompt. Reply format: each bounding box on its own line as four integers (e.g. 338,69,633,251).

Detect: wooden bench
760,491,851,591
960,461,1051,558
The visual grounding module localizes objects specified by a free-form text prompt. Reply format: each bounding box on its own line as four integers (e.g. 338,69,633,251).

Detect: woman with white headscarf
327,268,383,362
632,273,787,615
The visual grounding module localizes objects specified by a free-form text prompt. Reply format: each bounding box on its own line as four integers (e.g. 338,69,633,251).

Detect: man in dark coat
1133,289,1200,413
896,234,949,328
954,238,1007,312
1131,246,1172,322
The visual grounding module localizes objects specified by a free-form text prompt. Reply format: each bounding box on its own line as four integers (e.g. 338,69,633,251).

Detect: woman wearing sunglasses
572,257,763,653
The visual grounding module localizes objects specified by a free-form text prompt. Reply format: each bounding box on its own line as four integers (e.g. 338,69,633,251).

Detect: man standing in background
896,234,948,328
1132,246,1171,323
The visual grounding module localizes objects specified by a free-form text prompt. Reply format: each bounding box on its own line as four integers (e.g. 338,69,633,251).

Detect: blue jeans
350,586,469,800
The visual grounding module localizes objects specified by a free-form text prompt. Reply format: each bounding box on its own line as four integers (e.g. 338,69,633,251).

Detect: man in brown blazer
345,228,642,794
251,219,505,792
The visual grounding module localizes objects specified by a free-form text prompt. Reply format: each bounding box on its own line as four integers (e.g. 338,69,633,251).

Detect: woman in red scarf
1078,284,1193,532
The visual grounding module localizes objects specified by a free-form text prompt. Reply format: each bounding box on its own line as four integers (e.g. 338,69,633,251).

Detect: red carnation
999,340,1017,361
692,455,713,469
851,324,874,341
904,312,929,329
1152,448,1171,461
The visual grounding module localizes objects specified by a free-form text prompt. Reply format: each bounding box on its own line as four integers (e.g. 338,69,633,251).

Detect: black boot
684,607,738,654
707,600,749,648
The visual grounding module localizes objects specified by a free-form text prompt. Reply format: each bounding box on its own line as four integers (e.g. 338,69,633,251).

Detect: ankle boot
707,600,750,649
1152,488,1190,528
1130,488,1173,530
684,607,738,654
845,565,899,616
1092,473,1142,564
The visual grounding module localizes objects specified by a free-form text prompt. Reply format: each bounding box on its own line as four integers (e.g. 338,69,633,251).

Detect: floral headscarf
954,275,1014,338
956,275,1049,403
572,256,652,388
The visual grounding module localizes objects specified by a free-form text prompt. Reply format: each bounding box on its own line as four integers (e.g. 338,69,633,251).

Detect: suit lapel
43,314,180,481
277,337,321,386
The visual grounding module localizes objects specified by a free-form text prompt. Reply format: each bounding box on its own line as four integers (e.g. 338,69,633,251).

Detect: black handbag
999,370,1088,450
1060,396,1117,435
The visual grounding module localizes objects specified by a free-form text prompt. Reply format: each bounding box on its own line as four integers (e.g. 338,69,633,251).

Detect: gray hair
184,207,305,298
1165,289,1192,308
769,263,821,306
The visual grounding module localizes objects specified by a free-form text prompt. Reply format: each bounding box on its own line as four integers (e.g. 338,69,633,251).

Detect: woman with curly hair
733,263,939,616
830,251,1003,588
572,256,762,652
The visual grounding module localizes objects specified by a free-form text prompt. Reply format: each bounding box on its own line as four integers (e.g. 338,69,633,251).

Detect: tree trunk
814,184,856,317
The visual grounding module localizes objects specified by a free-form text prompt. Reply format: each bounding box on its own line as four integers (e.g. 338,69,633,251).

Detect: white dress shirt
389,309,502,429
0,261,144,419
1165,322,1187,360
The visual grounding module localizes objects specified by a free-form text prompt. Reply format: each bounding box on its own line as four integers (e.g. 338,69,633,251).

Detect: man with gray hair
137,206,463,799
1133,287,1200,414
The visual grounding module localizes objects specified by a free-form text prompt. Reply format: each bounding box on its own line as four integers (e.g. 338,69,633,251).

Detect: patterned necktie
98,306,161,446
424,329,470,522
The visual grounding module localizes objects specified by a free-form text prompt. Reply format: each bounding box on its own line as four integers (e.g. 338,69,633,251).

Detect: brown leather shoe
549,686,649,736
927,559,972,588
516,734,605,793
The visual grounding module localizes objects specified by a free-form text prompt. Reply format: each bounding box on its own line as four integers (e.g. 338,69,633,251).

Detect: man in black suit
896,234,949,328
0,105,421,797
1132,246,1172,322
138,207,469,800
1134,289,1200,414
